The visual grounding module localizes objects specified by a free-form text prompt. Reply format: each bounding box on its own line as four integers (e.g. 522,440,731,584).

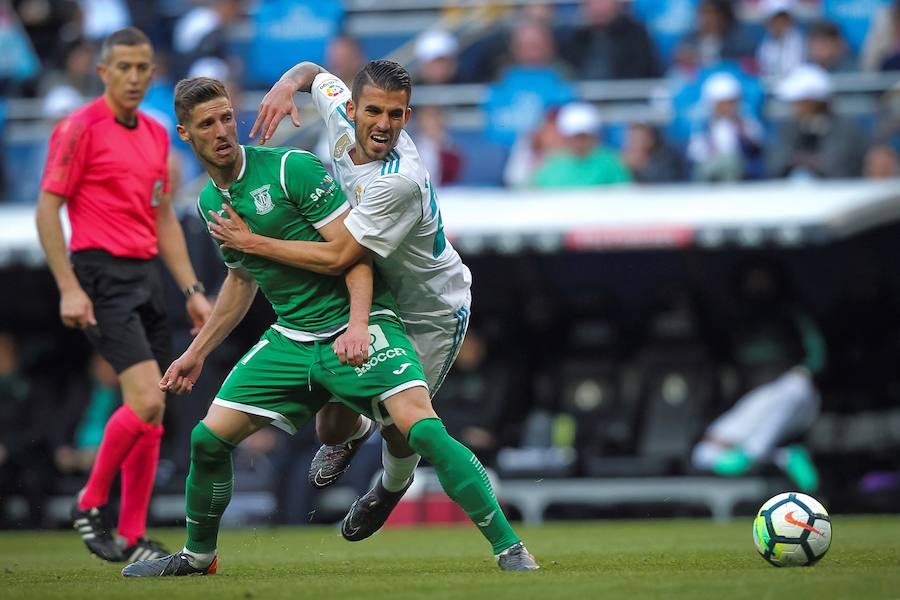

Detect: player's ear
404,106,412,126
176,123,190,143
345,100,356,123
97,61,108,84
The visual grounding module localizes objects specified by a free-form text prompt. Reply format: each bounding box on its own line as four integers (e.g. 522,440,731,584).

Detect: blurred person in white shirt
688,72,763,181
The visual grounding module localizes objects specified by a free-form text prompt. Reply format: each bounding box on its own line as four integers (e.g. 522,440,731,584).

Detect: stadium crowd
2,0,900,197
2,0,900,529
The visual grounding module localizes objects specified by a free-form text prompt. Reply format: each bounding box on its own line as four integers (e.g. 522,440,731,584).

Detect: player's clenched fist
160,352,205,395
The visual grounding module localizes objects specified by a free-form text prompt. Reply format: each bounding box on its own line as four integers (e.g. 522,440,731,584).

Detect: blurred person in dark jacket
767,64,867,179
621,122,686,183
674,0,757,74
560,0,661,80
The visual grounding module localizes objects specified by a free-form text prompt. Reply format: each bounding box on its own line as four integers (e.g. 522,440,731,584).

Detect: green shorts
212,316,428,433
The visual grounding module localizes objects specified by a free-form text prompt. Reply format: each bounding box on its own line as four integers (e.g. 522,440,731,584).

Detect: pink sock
78,405,150,510
118,424,164,546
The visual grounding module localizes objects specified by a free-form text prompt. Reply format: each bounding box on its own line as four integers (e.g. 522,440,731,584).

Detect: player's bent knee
405,417,448,461
191,422,235,467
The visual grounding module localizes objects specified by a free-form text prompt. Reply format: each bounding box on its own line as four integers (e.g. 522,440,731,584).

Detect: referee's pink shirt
41,96,170,260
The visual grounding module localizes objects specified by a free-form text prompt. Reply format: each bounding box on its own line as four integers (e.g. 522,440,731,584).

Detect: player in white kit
209,61,488,544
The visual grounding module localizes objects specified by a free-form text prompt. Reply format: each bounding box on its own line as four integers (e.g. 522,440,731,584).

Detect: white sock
346,416,373,442
381,440,420,492
181,547,215,569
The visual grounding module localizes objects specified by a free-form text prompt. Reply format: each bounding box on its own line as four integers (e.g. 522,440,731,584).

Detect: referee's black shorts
71,249,172,374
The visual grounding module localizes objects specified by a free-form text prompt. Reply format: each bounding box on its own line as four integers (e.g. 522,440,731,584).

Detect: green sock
184,422,235,554
407,418,520,554
781,445,819,493
711,447,752,477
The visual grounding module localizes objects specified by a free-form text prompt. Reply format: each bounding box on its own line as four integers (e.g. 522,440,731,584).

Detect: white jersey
310,72,472,319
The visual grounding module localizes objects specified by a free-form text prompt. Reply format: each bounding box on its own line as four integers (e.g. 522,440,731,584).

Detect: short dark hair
808,21,842,41
100,27,152,64
174,77,230,125
351,60,412,104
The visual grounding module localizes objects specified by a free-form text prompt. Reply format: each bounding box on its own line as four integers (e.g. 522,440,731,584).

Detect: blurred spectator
861,0,900,71
674,0,758,75
692,259,825,493
863,144,900,178
560,0,661,80
79,0,130,41
0,98,6,199
767,64,867,178
531,102,631,187
171,0,243,80
807,20,855,74
410,105,462,186
42,84,82,120
873,81,900,150
757,0,806,81
325,32,366,86
503,106,565,187
621,122,686,183
14,0,80,66
483,17,574,146
688,72,764,181
413,29,461,85
37,38,97,98
0,0,40,92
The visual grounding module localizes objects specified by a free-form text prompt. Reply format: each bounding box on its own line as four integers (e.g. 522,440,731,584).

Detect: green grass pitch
1,516,899,599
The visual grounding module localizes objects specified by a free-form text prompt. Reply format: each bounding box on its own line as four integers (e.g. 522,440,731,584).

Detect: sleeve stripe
280,150,307,199
312,200,350,229
337,104,354,128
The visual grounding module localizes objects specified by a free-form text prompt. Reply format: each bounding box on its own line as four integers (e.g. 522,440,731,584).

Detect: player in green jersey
122,78,537,576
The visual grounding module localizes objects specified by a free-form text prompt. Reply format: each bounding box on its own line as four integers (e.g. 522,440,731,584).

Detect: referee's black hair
351,60,412,104
100,27,152,64
174,77,230,125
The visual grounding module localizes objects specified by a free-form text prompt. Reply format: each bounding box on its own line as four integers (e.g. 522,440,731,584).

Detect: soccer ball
753,492,832,567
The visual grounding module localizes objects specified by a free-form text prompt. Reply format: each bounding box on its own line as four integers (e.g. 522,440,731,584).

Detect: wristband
183,282,206,299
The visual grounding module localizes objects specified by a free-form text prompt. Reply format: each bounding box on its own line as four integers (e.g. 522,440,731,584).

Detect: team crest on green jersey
250,184,273,215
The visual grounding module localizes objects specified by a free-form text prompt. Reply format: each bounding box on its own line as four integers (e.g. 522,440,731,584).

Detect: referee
35,27,212,563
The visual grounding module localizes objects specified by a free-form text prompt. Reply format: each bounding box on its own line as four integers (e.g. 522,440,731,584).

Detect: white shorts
404,298,471,398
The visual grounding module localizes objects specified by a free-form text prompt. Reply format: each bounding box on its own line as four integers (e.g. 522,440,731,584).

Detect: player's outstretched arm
209,204,366,276
251,61,329,144
160,266,257,394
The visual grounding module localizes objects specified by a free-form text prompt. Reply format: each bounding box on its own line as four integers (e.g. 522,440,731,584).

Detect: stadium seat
449,131,510,187
631,344,716,473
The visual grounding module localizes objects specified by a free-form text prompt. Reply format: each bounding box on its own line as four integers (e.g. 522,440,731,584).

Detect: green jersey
198,145,398,339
